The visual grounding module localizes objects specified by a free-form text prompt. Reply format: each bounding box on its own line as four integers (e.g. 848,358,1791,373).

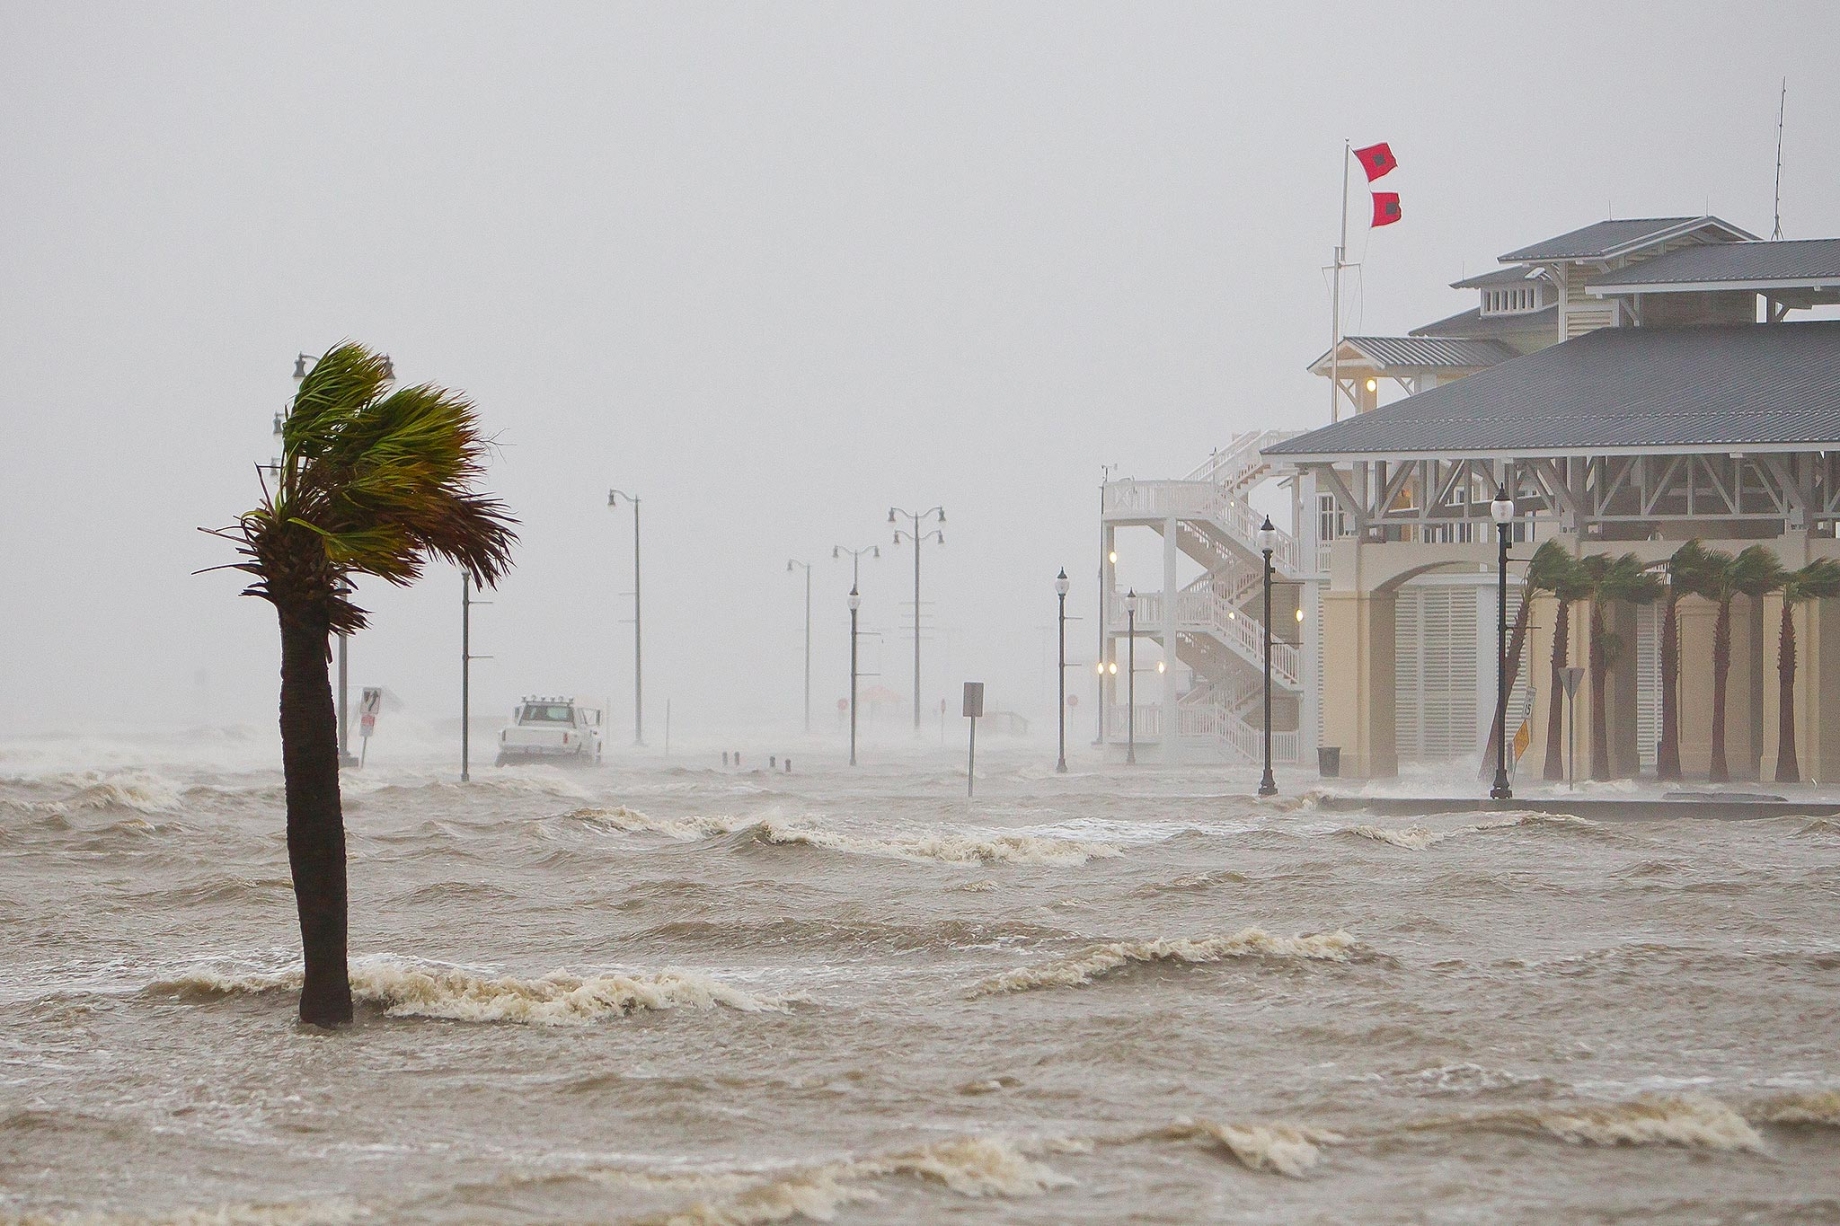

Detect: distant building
1102,216,1840,780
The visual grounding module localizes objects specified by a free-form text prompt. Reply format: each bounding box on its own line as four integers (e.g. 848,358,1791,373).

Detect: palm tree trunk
1708,598,1732,783
1656,592,1682,781
278,609,353,1027
1776,600,1800,784
1589,600,1611,781
1542,599,1571,781
1479,587,1532,779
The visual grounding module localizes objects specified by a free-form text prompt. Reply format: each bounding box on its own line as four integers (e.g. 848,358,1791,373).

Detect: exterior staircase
1100,430,1306,764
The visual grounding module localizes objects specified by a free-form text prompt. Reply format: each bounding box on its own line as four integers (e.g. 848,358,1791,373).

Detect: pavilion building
1100,216,1840,781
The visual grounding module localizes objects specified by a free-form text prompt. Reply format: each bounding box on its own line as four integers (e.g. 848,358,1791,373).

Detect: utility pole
609,489,643,746
1329,140,1349,424
889,506,945,732
461,573,471,782
1055,568,1070,773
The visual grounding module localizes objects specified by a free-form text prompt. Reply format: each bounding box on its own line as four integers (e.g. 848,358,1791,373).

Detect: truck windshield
519,705,574,724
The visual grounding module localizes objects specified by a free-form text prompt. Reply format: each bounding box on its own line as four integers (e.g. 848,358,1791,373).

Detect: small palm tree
211,343,516,1026
1540,547,1592,782
1773,558,1840,784
1575,553,1664,781
1480,539,1570,779
1657,541,1717,781
1705,545,1785,783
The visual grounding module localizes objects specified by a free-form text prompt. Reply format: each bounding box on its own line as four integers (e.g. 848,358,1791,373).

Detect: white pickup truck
495,697,603,767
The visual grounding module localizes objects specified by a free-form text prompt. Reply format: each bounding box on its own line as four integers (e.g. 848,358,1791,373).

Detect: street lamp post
787,559,812,734
832,543,880,589
608,489,643,746
889,506,945,732
1256,517,1279,796
1490,488,1515,800
1123,589,1138,765
847,586,862,767
1055,568,1071,773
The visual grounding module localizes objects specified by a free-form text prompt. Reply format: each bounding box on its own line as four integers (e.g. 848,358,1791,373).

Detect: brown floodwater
3,736,1838,1223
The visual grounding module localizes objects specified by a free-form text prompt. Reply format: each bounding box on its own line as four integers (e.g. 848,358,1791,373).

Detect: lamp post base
1489,775,1513,800
1257,771,1277,797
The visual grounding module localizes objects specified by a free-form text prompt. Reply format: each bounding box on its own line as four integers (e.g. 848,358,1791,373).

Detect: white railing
1105,479,1303,576
1182,429,1303,487
1105,704,1164,739
1115,588,1300,689
1174,702,1301,764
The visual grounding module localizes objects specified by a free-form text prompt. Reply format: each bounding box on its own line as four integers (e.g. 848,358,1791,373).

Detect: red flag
1353,142,1398,181
1372,192,1402,227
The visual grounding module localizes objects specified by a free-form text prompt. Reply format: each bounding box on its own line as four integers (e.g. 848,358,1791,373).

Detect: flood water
4,734,1839,1224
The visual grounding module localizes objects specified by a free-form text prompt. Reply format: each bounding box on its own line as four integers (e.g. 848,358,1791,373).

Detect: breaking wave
1532,1094,1764,1152
144,956,796,1024
1154,1119,1343,1176
1346,812,1608,850
967,927,1361,996
633,1134,1072,1225
1754,1090,1840,1127
1,771,188,817
571,807,1123,866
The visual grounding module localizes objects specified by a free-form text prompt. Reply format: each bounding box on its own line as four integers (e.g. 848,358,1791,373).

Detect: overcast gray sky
3,2,1836,747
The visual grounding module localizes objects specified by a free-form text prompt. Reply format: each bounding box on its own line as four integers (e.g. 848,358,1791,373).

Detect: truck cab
495,696,603,767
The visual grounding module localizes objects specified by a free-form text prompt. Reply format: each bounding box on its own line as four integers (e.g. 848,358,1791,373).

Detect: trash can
1317,746,1341,778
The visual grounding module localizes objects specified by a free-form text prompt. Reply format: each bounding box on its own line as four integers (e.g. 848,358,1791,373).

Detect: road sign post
963,682,984,799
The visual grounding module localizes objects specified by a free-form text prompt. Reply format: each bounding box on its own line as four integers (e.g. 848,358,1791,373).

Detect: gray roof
1267,321,1840,460
1409,304,1557,339
1588,238,1840,292
1450,264,1543,289
1499,216,1755,263
1308,336,1517,373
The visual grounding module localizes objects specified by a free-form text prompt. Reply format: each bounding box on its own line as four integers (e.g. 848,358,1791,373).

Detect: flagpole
1330,139,1349,424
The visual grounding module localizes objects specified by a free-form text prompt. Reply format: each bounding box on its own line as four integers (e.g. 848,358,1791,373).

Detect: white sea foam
643,1134,1071,1225
145,956,794,1024
10,771,189,817
1534,1094,1764,1152
967,928,1360,996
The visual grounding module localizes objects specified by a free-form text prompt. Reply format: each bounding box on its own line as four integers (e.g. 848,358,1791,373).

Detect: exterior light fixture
1123,589,1138,616
1108,550,1118,565
1365,377,1377,393
1156,660,1166,673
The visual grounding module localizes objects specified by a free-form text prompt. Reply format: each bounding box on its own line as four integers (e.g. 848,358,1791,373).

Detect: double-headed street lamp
608,489,643,746
847,586,862,767
787,559,812,734
1055,568,1071,773
1123,589,1138,765
889,506,945,732
1490,487,1515,800
1256,516,1279,797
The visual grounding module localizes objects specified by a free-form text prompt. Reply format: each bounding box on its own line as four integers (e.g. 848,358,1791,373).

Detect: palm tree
1656,541,1717,781
1540,547,1591,782
212,343,516,1026
1575,553,1663,781
1773,558,1840,784
1479,539,1571,780
1705,545,1785,783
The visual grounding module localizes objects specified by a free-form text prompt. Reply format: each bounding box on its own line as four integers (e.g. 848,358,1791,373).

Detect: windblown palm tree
1773,558,1840,784
1656,540,1717,781
1479,539,1571,780
1540,547,1591,782
1575,553,1663,781
1705,545,1784,783
211,343,516,1026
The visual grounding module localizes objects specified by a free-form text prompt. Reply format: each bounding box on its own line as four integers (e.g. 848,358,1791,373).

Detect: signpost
962,682,985,799
357,687,382,767
1561,666,1585,790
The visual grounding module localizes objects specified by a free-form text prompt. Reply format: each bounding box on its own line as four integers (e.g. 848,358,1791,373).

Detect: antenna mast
1772,78,1787,240
1329,140,1349,424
